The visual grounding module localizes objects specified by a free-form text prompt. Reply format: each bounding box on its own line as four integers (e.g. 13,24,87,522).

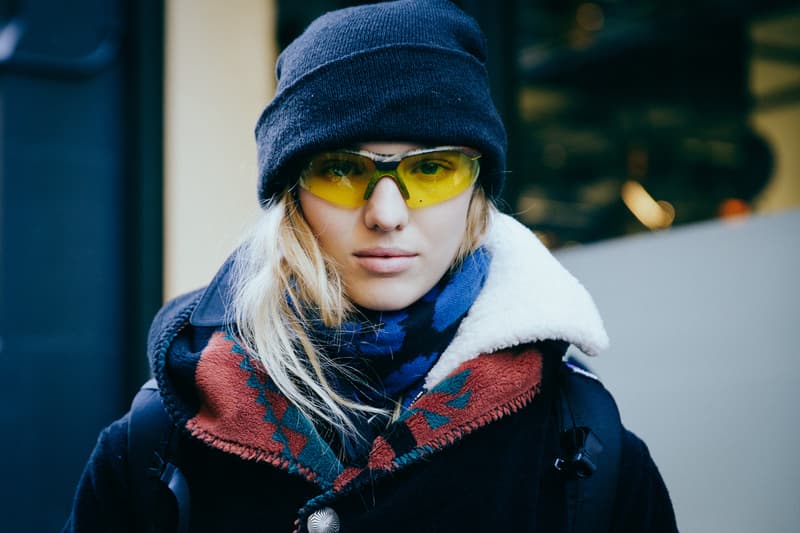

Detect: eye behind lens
311,153,374,182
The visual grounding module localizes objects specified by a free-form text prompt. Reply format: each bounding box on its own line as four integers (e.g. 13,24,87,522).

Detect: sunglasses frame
300,146,481,208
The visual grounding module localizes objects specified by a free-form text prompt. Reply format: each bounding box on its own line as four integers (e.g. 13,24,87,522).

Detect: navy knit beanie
254,0,507,206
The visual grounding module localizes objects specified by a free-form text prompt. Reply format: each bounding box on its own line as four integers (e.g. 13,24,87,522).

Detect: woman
65,1,677,532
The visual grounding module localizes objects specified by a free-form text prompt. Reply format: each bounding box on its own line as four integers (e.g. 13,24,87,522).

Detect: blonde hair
230,186,493,440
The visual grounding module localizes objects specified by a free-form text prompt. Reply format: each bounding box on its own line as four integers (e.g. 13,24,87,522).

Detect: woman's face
299,142,474,311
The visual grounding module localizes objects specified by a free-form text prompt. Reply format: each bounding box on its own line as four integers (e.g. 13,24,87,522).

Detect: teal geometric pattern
397,369,472,429
229,332,344,488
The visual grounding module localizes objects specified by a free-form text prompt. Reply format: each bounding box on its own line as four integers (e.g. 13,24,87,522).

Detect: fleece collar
185,330,544,492
424,213,608,389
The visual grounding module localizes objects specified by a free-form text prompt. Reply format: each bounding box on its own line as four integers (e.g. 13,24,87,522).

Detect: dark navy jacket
64,214,678,532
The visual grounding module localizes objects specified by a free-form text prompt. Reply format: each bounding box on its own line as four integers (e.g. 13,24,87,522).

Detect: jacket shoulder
612,430,678,532
63,415,133,532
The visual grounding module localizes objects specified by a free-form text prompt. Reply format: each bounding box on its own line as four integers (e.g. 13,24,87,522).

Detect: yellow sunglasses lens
299,149,479,208
299,152,373,208
397,151,477,207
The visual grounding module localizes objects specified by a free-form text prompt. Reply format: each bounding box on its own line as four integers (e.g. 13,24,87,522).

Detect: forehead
355,142,423,156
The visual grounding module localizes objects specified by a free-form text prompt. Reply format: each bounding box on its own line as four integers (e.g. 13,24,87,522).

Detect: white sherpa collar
424,213,609,389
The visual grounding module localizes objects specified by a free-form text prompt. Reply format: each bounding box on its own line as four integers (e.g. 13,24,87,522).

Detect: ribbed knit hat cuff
255,44,507,205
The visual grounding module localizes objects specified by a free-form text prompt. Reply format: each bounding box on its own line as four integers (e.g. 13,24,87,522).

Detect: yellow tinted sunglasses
298,146,481,208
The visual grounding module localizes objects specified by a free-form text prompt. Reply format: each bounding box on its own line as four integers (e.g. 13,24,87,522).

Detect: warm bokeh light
576,3,605,32
719,198,751,219
621,180,676,230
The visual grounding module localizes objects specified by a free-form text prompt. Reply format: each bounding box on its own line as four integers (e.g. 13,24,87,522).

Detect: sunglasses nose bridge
363,163,410,200
373,159,399,173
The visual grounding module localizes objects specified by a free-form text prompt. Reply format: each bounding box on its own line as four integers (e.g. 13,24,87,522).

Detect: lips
353,247,417,274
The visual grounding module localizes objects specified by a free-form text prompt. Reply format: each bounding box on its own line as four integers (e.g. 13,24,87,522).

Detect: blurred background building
1,0,798,530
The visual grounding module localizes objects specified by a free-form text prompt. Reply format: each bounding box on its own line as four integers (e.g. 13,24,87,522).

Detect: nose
363,176,409,231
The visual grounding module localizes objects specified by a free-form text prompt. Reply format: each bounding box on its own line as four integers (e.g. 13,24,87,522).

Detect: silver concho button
307,506,341,533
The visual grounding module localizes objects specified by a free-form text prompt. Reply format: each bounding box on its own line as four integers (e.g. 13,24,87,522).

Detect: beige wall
752,104,800,212
750,10,800,213
164,0,276,299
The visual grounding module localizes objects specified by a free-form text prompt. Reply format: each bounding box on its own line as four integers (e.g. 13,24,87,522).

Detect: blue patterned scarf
303,247,491,459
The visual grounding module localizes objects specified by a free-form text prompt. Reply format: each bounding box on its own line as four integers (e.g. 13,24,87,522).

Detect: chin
352,295,415,312
349,283,426,312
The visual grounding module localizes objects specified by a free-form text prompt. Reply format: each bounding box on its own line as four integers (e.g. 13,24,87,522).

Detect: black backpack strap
128,378,191,533
554,361,623,533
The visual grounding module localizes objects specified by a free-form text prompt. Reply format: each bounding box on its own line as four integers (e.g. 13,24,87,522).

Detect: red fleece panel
187,331,285,457
333,467,363,492
367,436,396,470
281,426,309,459
264,389,289,421
406,348,542,445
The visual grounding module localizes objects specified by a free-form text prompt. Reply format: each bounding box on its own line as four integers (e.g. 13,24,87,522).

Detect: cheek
299,191,327,233
416,194,473,261
299,191,352,257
